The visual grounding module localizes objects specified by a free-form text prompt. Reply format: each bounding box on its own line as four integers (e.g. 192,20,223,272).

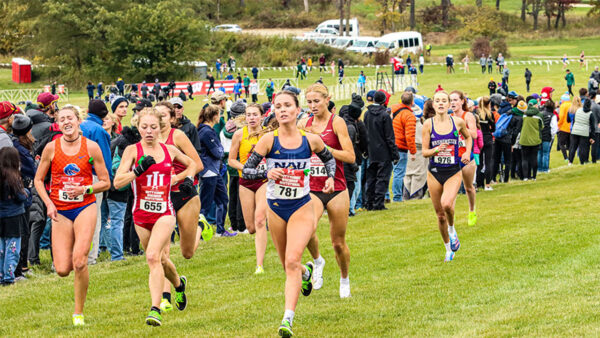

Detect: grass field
1,151,599,336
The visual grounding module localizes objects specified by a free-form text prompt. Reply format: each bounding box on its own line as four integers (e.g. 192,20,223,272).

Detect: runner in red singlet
114,108,196,326
299,83,355,298
34,107,110,326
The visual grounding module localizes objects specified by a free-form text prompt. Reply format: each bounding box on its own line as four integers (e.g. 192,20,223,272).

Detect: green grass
2,152,600,336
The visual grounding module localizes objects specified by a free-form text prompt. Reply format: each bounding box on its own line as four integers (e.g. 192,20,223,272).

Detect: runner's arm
332,116,356,163
228,129,244,171
169,145,196,184
421,119,437,158
113,145,138,190
241,132,272,180
308,134,336,178
457,118,473,158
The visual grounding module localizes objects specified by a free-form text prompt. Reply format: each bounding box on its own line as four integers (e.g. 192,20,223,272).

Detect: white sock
302,266,311,281
283,309,295,325
314,255,325,266
444,242,452,253
448,225,456,236
340,276,349,285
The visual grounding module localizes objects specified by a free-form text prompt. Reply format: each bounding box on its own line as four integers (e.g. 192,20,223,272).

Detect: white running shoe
312,259,325,290
484,186,493,191
339,280,351,298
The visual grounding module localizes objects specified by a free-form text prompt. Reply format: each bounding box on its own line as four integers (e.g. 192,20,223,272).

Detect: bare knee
72,255,88,273
181,249,194,260
441,202,453,215
436,211,448,224
332,238,347,255
55,266,72,277
284,255,301,273
146,251,161,267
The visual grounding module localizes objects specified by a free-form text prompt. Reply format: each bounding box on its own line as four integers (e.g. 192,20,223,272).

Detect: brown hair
197,104,221,126
105,113,119,134
155,101,176,118
0,147,24,199
423,99,436,119
274,90,300,108
449,90,469,112
401,92,414,106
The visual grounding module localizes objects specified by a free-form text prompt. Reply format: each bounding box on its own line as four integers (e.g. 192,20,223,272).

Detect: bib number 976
434,156,455,164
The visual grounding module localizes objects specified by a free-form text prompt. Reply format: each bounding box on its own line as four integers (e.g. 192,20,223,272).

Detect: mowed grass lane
1,153,600,336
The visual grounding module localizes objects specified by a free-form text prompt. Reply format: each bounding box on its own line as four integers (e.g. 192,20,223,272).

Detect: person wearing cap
519,100,544,180
168,97,201,158
391,92,417,203
133,98,153,115
364,90,399,210
110,96,128,134
487,78,497,96
538,99,557,173
565,69,575,96
80,99,113,264
0,101,17,149
116,78,125,96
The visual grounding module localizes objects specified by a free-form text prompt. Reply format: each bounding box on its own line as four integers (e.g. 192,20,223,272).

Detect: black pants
244,86,249,97
481,66,486,74
521,145,539,180
365,161,392,210
591,133,600,163
15,207,30,277
476,142,494,187
207,83,215,95
488,65,492,73
557,131,570,160
511,148,523,180
492,141,512,183
567,85,573,96
526,80,531,92
569,134,591,164
228,176,245,232
123,194,141,254
252,94,258,103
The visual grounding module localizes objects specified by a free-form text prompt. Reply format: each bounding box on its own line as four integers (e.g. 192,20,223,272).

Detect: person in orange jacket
557,93,572,161
390,91,417,202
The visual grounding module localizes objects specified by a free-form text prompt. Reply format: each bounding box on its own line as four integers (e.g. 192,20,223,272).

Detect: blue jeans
200,175,229,234
392,151,408,202
100,199,110,250
40,217,51,249
537,141,551,172
350,164,363,213
107,199,126,261
0,237,21,283
355,161,368,209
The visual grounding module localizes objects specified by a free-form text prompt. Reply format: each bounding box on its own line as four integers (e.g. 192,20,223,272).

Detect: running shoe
449,233,461,252
301,262,313,296
278,319,293,337
312,258,325,290
339,280,351,298
484,186,493,191
218,230,237,237
160,298,173,312
199,214,214,241
72,314,84,326
174,276,187,311
145,309,162,326
468,211,477,226
444,251,455,262
255,265,265,275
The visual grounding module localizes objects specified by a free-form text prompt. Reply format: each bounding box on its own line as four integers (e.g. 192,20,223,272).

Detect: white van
331,36,355,49
375,31,423,55
347,36,379,54
316,18,360,37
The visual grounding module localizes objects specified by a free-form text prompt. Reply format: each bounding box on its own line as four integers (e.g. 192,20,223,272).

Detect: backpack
493,114,513,138
33,124,62,158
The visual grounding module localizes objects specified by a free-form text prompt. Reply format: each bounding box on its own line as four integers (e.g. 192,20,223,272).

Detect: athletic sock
302,266,311,281
151,306,161,314
448,225,456,236
314,255,325,266
283,309,295,326
340,276,349,285
175,278,185,293
162,292,171,303
444,242,452,253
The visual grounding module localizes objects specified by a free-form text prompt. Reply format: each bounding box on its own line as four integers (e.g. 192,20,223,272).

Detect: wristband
434,147,440,154
85,185,93,195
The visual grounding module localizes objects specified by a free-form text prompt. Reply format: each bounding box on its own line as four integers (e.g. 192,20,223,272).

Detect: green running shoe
160,298,173,312
199,214,214,242
468,211,477,226
301,262,313,297
145,310,162,326
174,276,187,311
278,319,293,337
72,314,84,326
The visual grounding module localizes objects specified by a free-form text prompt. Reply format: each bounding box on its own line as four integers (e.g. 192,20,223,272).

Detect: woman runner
114,108,196,326
155,102,203,312
228,103,268,274
299,83,355,298
422,91,472,262
450,90,478,226
242,90,336,337
34,107,111,326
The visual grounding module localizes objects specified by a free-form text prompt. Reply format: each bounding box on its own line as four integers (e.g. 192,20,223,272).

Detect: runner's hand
47,203,58,222
267,168,284,181
65,185,85,199
461,152,471,164
322,177,334,194
179,177,195,195
437,143,449,152
133,155,156,176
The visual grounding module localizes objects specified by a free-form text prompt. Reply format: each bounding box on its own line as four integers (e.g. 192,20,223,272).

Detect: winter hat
379,90,391,106
366,90,377,102
110,96,128,113
12,114,33,136
507,91,518,99
560,93,571,102
348,93,364,119
528,99,538,106
373,91,387,105
88,99,109,118
435,84,444,92
517,100,527,113
262,102,272,115
531,93,540,100
285,86,301,95
24,101,38,112
405,86,417,94
328,100,336,112
37,92,59,109
229,99,246,118
0,101,18,120
133,98,152,112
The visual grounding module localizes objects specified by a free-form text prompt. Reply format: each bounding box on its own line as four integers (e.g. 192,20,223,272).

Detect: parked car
316,18,360,37
346,36,379,54
375,31,423,55
212,24,242,33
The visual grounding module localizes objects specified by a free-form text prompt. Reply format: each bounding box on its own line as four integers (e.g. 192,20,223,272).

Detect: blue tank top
266,130,312,201
429,116,461,168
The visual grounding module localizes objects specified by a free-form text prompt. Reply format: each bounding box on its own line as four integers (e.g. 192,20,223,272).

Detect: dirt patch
244,28,312,37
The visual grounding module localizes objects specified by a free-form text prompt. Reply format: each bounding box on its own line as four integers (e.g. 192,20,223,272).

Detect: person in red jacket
391,92,417,202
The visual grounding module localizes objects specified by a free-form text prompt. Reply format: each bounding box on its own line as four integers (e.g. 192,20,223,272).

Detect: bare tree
410,0,415,29
304,0,309,12
476,0,483,7
339,0,344,36
240,0,245,7
345,0,351,36
521,0,527,21
441,0,450,27
527,0,543,30
216,0,221,21
496,0,501,10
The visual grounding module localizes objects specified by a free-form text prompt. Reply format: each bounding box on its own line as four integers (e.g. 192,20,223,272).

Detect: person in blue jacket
197,104,234,237
86,82,95,100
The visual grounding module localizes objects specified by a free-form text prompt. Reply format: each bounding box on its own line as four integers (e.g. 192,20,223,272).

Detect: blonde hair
134,107,166,129
105,113,119,133
305,83,330,98
57,106,82,120
569,96,582,114
478,96,492,120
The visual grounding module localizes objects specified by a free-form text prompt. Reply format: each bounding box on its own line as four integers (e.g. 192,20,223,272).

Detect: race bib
140,183,169,214
58,190,84,202
433,148,456,165
274,169,306,199
309,154,327,177
458,134,466,149
257,158,267,172
58,177,84,203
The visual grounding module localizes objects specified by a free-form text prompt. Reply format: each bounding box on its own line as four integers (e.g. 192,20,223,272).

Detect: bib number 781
278,186,298,198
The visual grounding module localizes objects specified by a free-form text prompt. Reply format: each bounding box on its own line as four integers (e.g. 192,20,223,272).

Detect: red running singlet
165,128,198,190
131,142,175,230
49,136,95,210
306,113,347,191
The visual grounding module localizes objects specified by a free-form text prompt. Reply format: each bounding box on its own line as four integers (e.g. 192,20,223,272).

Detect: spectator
206,72,216,97
488,78,497,96
243,74,251,98
216,58,222,79
403,98,430,200
110,96,128,134
319,54,326,72
479,54,487,74
525,68,532,92
51,81,57,95
462,55,470,73
0,102,17,149
249,80,259,103
97,82,104,99
228,55,236,72
565,69,575,96
419,54,425,74
476,96,496,190
338,58,345,70
519,100,544,180
152,80,161,100
589,91,600,163
487,54,494,74
338,66,344,84
86,82,95,101
568,98,595,165
115,78,125,96
187,83,194,100
557,93,572,161
502,67,510,85
251,66,259,80
589,75,599,93
168,80,176,98
446,55,454,74
340,94,367,215
364,91,399,210
233,81,242,101
590,66,600,84
265,83,274,103
141,81,148,99
0,147,29,286
538,99,556,173
357,71,366,96
497,53,505,73
391,92,417,203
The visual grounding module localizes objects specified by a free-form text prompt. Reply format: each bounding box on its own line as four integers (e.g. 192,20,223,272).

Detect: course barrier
0,88,69,103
